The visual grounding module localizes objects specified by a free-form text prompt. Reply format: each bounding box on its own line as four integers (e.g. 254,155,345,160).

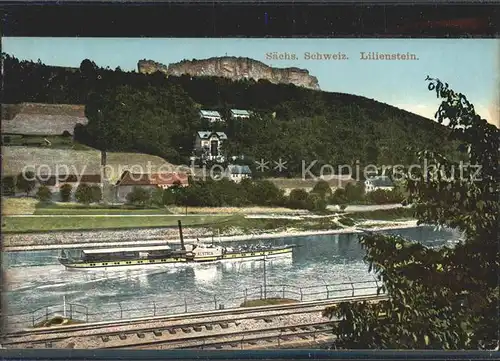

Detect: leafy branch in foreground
323,77,499,350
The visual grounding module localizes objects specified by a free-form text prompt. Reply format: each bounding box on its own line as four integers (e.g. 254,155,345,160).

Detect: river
3,226,462,329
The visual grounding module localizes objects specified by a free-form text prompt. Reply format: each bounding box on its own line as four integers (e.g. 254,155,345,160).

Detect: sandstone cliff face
138,57,320,90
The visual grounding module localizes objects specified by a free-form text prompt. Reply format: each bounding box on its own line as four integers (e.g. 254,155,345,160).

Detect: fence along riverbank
6,279,383,330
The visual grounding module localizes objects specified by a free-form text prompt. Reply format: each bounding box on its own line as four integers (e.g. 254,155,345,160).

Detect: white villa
230,109,251,119
199,110,222,123
364,175,395,192
193,131,228,162
226,164,252,183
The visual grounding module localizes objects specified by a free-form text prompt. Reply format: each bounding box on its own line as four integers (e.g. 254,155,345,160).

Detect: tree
150,187,165,207
3,54,460,173
126,187,151,207
75,183,93,205
59,184,73,202
305,193,327,212
311,180,332,198
1,176,16,196
16,171,36,196
323,78,500,350
329,187,348,206
248,180,285,206
366,188,404,205
287,188,309,209
344,182,365,203
36,185,52,202
90,185,102,203
161,188,177,206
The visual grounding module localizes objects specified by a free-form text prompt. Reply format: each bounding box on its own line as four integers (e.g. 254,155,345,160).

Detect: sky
3,37,499,126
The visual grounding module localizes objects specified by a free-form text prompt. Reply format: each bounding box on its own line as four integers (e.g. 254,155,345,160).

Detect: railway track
117,322,336,350
3,295,386,349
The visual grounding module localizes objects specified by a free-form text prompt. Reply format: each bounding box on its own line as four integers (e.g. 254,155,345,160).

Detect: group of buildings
33,171,393,203
194,108,251,163
199,109,251,123
4,103,395,203
34,164,255,202
34,170,189,203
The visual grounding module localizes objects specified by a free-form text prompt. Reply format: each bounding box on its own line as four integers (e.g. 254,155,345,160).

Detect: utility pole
263,256,267,300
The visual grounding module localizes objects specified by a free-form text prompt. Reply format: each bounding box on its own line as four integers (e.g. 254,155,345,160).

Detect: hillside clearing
1,135,93,150
1,146,188,182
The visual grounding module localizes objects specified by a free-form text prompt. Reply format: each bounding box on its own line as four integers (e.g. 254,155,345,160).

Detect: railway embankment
3,295,387,349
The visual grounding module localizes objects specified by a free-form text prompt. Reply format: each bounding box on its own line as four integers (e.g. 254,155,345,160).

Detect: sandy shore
3,220,419,252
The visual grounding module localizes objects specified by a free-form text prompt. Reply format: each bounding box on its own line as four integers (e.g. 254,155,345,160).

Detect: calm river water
3,226,461,328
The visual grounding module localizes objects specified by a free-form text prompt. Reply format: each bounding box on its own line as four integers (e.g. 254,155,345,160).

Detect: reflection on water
3,226,461,316
193,264,220,284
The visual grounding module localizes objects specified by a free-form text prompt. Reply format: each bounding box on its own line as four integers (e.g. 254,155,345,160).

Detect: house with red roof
115,170,189,202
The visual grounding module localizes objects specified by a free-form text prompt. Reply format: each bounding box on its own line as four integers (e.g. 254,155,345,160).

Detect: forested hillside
2,53,461,176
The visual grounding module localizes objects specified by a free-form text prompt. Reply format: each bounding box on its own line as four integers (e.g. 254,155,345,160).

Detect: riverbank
3,219,419,252
2,206,413,233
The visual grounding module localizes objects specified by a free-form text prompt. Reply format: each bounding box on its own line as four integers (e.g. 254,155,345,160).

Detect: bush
329,182,371,205
126,187,151,207
311,180,332,198
344,182,365,202
366,189,404,205
329,188,348,205
163,178,285,208
90,185,102,203
36,185,52,202
16,171,37,196
150,187,165,207
59,183,73,202
75,183,93,204
286,189,328,212
287,188,309,209
163,183,187,206
249,180,286,206
305,193,327,212
1,176,16,196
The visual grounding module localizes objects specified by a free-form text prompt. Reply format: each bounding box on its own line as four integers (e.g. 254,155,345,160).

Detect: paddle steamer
58,220,294,270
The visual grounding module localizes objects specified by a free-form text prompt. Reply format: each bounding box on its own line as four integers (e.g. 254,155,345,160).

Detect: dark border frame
0,3,498,37
1,2,499,360
1,349,500,360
